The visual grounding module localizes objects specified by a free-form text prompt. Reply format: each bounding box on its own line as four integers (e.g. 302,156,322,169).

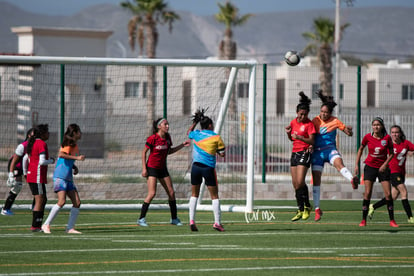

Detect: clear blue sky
1,0,414,16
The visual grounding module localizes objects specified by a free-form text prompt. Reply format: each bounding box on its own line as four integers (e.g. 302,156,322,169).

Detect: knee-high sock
313,186,321,209
43,204,61,226
212,199,221,224
386,199,395,221
168,200,178,220
340,167,353,181
362,199,370,220
302,184,311,207
67,207,80,230
295,188,304,211
3,192,17,210
32,211,44,228
402,199,413,218
373,197,387,210
139,202,150,219
189,196,198,222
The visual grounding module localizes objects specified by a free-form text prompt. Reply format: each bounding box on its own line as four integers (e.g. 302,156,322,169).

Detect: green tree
215,1,252,144
121,0,180,133
302,17,349,96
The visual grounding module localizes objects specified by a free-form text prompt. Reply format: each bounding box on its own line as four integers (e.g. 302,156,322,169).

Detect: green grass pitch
0,200,413,275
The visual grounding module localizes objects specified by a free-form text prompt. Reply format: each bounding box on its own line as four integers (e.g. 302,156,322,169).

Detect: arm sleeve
22,154,28,175
39,153,54,165
15,144,25,156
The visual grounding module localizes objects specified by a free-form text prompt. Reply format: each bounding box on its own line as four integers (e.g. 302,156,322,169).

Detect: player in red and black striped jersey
368,125,414,223
137,118,190,227
354,117,398,227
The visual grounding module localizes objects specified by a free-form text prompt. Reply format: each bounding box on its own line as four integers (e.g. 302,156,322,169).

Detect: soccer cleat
291,210,303,221
368,204,375,220
66,228,82,234
314,208,323,221
302,206,312,220
41,224,51,234
137,217,148,227
351,176,360,189
213,223,225,232
408,217,414,224
389,220,399,228
170,218,183,226
359,219,366,227
190,220,198,232
30,226,42,232
1,208,14,216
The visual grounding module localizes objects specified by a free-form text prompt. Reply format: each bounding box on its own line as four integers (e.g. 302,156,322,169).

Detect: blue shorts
312,146,342,172
53,178,77,193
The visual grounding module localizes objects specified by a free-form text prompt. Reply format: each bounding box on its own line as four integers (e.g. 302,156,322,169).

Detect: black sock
3,192,17,210
373,197,387,210
386,199,394,221
168,200,178,220
402,199,413,218
302,185,311,208
362,199,370,220
140,202,150,219
32,211,44,228
295,187,304,212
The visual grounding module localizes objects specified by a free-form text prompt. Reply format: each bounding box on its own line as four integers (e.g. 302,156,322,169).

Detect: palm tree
121,0,180,133
215,1,252,143
302,17,349,96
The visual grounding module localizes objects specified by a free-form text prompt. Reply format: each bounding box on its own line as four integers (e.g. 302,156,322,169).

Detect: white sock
340,167,353,181
43,204,61,226
313,186,321,209
189,196,198,223
67,207,80,230
212,199,221,224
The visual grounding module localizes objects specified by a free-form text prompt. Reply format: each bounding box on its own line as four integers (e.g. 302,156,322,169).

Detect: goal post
0,55,257,212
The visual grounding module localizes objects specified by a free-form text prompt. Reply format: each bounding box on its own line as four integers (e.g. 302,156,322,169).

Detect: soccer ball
284,51,301,66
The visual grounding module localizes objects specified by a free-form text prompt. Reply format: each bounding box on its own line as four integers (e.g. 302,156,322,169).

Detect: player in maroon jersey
285,92,316,221
23,124,55,232
368,125,414,223
354,117,398,227
137,118,190,227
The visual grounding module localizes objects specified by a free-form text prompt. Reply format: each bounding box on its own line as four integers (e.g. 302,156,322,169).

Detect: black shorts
290,150,311,168
390,173,405,187
363,165,390,182
28,182,47,196
147,167,169,178
191,162,217,186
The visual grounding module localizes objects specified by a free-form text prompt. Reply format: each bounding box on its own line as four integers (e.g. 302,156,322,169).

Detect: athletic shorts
191,162,217,186
363,165,390,182
390,173,405,187
28,182,47,196
290,150,311,168
311,146,342,171
147,166,169,178
53,178,77,193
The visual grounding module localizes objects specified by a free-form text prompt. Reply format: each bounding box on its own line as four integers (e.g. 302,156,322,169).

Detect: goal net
0,56,257,212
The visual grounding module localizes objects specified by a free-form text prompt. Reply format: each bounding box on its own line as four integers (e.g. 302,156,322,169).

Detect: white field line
1,245,414,255
1,265,414,275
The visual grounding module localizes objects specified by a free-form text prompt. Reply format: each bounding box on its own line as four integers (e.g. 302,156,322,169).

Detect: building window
124,82,139,98
311,83,343,99
143,82,158,99
237,82,249,98
402,84,414,100
311,84,320,99
220,82,226,98
183,80,192,115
